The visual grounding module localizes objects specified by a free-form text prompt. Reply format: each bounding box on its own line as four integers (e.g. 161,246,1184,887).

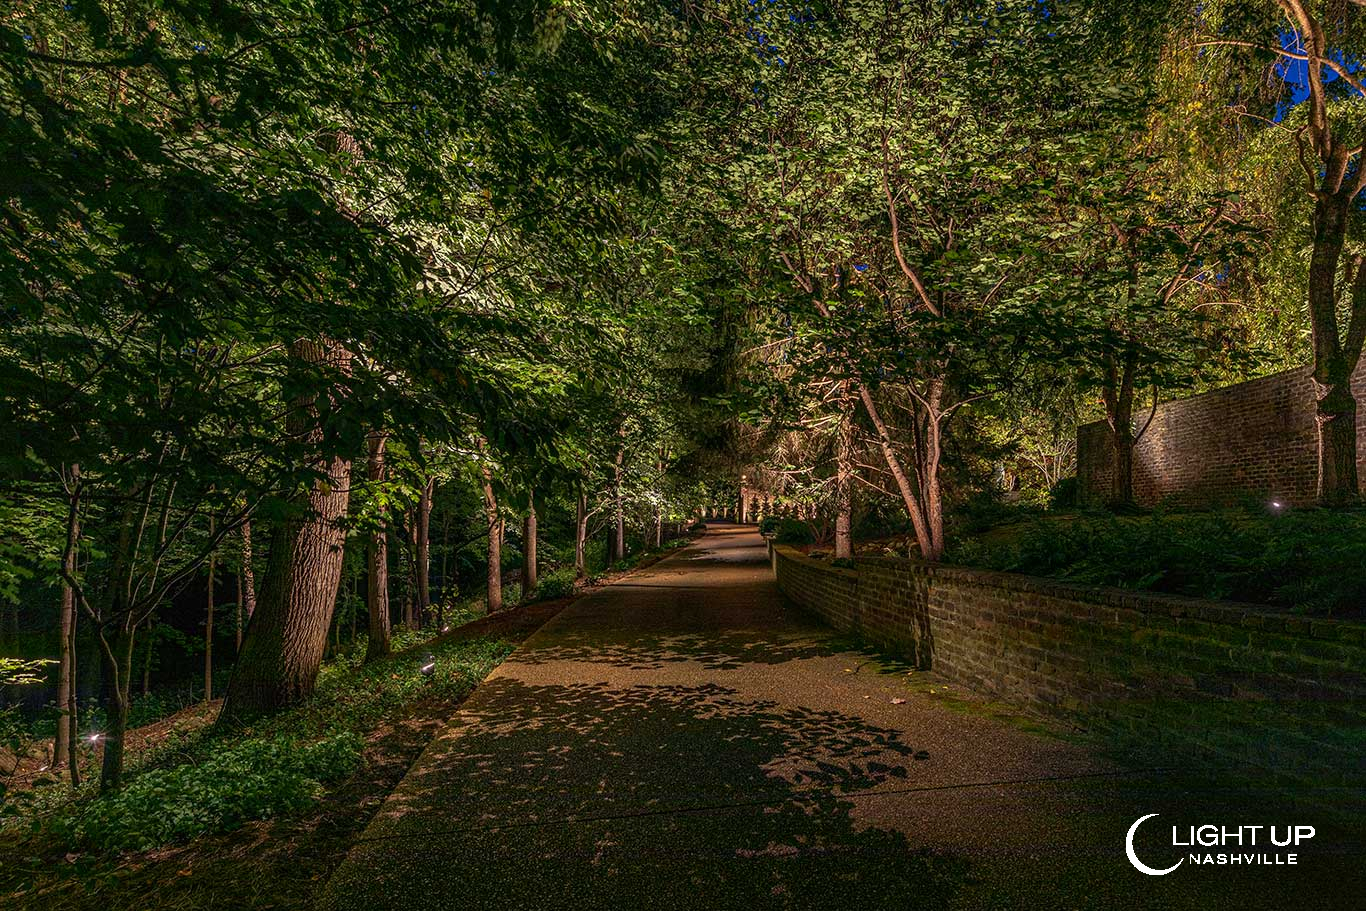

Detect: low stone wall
770,544,1366,794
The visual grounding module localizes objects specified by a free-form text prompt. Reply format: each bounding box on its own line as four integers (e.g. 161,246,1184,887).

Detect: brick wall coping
1074,364,1307,436
771,544,1366,644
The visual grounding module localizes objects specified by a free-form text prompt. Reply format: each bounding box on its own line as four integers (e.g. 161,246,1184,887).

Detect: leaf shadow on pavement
317,677,972,910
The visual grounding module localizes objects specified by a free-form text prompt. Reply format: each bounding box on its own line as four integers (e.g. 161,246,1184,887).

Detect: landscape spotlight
420,654,436,677
1270,500,1283,511
88,733,101,743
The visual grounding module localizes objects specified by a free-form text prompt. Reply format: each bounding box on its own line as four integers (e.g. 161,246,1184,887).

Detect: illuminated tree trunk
1267,5,1366,506
611,443,625,563
1102,347,1140,509
235,573,243,653
401,507,416,629
855,385,939,560
365,432,391,662
53,465,80,782
239,520,255,637
522,490,537,597
574,491,588,579
1309,197,1364,505
654,452,665,547
204,516,216,701
96,624,135,792
480,459,503,613
415,476,433,625
141,624,153,697
93,499,140,791
834,386,854,560
220,339,353,724
438,511,451,624
1316,375,1359,505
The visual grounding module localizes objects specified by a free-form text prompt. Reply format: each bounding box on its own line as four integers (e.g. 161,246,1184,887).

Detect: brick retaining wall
1075,364,1366,507
771,544,1366,794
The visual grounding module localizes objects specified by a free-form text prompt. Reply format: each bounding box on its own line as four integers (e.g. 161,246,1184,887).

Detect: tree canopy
3,0,1364,794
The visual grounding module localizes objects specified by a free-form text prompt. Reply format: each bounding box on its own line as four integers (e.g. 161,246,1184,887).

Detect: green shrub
951,491,1044,536
946,510,1366,616
758,516,781,536
63,733,363,853
530,570,576,601
773,519,813,545
1050,476,1079,510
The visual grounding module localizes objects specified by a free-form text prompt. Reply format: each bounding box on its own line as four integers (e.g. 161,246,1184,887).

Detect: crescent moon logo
1126,813,1183,876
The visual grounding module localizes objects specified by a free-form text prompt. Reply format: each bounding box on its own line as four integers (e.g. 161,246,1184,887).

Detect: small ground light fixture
420,654,436,677
1270,500,1284,511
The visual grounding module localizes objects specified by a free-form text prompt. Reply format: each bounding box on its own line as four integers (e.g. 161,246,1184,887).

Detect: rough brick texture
771,544,1366,794
1076,364,1366,507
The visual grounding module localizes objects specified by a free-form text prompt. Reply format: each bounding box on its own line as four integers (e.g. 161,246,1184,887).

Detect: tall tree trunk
53,465,80,778
1102,350,1139,509
235,571,243,653
204,517,215,702
522,490,537,597
438,512,451,627
654,453,665,546
415,476,433,625
574,491,588,579
480,466,503,613
611,443,625,563
240,519,256,627
96,625,135,792
401,507,416,629
1316,378,1359,504
141,624,153,697
365,432,391,663
220,339,353,725
919,408,945,561
84,496,142,792
1309,197,1365,505
854,384,939,560
834,385,854,560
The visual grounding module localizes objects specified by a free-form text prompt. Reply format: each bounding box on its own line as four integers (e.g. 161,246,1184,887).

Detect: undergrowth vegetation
946,509,1366,616
3,633,512,854
527,569,577,602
